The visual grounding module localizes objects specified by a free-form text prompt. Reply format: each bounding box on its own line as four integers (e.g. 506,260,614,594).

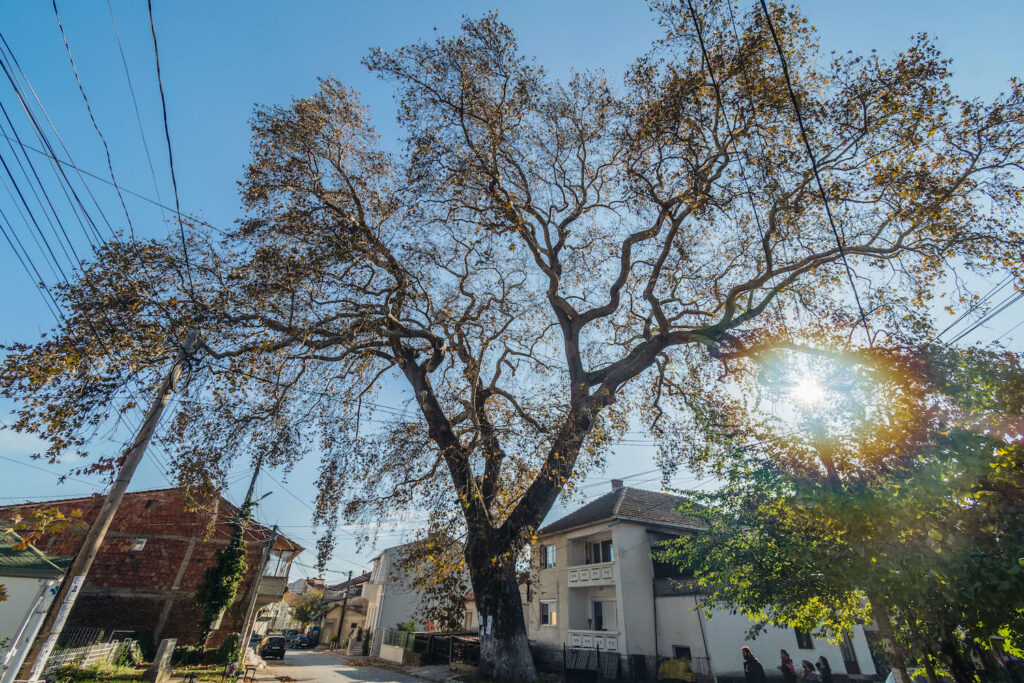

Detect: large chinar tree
2,2,1023,680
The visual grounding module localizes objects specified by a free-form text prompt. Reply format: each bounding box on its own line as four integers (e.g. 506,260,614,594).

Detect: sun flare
790,375,826,408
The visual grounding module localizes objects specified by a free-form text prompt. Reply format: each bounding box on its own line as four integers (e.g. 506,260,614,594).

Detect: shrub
216,633,242,664
115,641,142,667
171,644,205,666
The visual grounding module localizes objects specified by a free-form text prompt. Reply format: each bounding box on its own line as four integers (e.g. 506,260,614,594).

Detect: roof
327,570,370,592
0,531,66,579
2,487,304,555
538,486,702,536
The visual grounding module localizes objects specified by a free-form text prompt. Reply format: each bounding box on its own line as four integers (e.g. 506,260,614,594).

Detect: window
673,646,692,661
540,599,557,626
585,540,613,564
593,601,604,631
541,544,556,568
795,628,814,649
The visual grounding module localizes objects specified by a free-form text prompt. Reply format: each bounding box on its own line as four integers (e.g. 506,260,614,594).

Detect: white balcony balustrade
567,560,614,587
568,629,621,651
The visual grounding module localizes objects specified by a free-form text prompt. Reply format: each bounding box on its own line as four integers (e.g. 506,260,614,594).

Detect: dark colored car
293,634,310,649
259,635,287,660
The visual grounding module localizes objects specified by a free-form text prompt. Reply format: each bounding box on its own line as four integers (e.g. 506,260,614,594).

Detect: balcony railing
568,629,621,651
567,560,614,587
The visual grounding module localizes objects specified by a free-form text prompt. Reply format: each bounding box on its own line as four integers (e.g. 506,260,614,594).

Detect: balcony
568,629,621,651
568,561,614,587
257,575,288,598
653,577,700,596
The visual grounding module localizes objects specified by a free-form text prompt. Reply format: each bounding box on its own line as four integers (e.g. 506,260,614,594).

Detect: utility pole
237,523,278,668
200,458,264,648
335,570,353,647
22,331,198,681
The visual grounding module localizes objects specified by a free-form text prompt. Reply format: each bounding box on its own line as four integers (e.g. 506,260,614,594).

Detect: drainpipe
695,595,714,680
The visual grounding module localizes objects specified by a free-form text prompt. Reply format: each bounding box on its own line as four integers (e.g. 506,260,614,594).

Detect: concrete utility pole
335,570,353,646
237,523,278,668
22,331,198,681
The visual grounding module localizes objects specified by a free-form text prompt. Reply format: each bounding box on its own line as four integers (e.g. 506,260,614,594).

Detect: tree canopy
657,341,1024,681
1,2,1022,679
290,589,328,628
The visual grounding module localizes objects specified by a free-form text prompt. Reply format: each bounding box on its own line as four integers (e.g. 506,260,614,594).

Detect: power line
0,130,226,236
105,0,165,220
758,0,871,340
146,0,193,294
52,0,134,238
0,454,104,490
945,289,1024,346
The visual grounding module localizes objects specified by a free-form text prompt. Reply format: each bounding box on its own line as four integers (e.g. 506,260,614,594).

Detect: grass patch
54,661,233,682
53,661,143,681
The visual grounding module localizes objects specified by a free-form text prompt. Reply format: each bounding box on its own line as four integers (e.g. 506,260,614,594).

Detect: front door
840,634,861,675
593,601,604,631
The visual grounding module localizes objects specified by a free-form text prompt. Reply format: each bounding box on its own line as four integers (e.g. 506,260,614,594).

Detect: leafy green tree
290,589,327,629
2,2,1023,680
194,511,250,641
658,343,1024,682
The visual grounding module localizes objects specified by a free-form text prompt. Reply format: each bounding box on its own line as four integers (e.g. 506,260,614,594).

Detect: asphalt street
256,650,426,683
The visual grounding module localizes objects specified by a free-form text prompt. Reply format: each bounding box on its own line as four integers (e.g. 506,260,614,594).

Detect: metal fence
563,646,714,682
43,639,134,675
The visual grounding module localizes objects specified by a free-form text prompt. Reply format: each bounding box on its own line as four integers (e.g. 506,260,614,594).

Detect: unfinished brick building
1,487,302,649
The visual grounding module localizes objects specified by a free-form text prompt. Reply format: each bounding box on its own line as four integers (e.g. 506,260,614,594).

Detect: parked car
258,635,287,660
293,634,310,649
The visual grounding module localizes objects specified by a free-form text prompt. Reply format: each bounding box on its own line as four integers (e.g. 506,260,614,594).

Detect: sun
790,375,826,408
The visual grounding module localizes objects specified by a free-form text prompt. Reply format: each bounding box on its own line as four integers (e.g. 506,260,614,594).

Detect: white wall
0,575,57,683
654,594,709,660
700,607,876,680
612,523,657,656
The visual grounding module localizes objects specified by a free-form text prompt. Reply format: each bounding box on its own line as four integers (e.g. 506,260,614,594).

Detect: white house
528,482,876,681
0,532,65,683
362,542,431,657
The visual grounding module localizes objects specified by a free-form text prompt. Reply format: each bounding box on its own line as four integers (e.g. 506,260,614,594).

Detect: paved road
256,650,426,682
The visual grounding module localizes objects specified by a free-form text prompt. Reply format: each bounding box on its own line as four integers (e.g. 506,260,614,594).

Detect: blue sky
0,1,1021,578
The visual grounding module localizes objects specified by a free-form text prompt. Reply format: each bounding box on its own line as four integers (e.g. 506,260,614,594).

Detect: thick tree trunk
870,599,911,683
923,653,940,683
466,540,536,683
939,638,977,683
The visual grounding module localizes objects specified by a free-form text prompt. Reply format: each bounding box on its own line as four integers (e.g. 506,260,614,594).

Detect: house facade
1,488,302,651
528,483,876,681
362,541,477,656
321,571,371,644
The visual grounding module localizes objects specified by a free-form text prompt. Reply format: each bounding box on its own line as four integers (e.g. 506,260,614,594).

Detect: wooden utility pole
22,331,198,681
335,570,353,646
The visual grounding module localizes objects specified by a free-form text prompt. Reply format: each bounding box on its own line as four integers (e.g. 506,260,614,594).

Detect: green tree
290,590,327,629
2,3,1023,680
659,343,1024,682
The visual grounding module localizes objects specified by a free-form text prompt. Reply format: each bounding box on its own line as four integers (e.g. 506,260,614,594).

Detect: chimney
611,479,624,491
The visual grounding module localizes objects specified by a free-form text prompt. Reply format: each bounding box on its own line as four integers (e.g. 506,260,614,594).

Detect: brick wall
1,488,299,647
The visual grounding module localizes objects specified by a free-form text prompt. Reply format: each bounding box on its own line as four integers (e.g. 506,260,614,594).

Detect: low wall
380,643,405,664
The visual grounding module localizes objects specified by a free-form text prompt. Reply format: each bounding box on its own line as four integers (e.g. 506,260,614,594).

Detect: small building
362,541,476,656
1,488,303,652
0,532,65,683
320,571,371,645
529,483,876,681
